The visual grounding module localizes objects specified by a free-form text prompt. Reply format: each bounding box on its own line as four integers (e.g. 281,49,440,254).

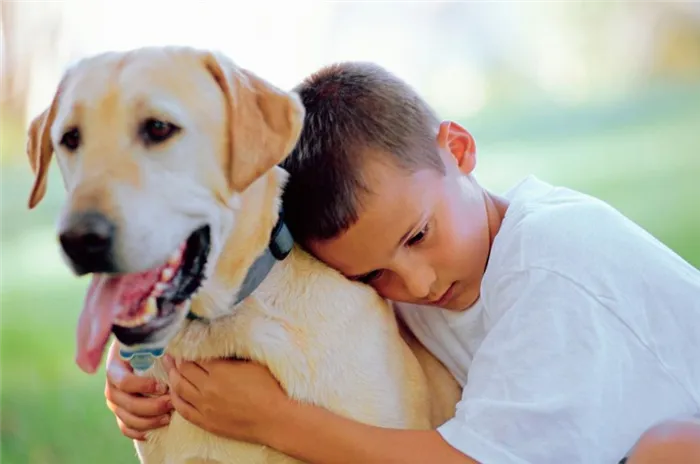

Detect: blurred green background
2,2,699,463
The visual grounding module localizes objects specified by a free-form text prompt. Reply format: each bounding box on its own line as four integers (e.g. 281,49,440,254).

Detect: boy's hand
162,356,286,445
104,341,173,441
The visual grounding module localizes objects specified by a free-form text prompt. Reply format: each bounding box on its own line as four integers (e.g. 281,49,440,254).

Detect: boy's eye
406,223,429,247
358,269,384,284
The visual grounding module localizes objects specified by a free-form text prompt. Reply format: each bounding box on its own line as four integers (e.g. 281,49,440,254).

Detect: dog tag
119,347,165,373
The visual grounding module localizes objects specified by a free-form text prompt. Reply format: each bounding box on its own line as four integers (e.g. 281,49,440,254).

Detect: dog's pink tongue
75,275,128,374
75,269,162,374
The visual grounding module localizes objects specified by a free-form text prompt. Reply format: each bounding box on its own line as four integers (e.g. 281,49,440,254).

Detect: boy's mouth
75,225,211,374
430,281,458,307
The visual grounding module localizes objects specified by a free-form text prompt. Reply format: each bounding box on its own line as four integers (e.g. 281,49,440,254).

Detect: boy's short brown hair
279,61,445,246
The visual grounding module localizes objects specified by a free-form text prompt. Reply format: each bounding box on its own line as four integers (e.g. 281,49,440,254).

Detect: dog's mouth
75,225,211,374
111,225,211,343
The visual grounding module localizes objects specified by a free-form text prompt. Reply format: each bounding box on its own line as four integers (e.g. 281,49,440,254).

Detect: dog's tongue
75,269,162,374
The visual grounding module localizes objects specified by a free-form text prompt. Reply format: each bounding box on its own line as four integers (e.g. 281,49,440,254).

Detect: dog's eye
60,128,81,151
140,119,180,145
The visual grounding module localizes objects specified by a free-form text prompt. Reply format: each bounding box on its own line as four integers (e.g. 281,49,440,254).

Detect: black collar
186,210,294,322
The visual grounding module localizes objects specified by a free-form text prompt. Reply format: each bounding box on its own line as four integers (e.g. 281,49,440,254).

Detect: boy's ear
202,51,306,192
437,120,476,175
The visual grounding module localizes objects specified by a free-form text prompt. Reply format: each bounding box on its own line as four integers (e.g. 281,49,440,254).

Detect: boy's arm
266,399,477,464
626,417,700,464
165,357,477,464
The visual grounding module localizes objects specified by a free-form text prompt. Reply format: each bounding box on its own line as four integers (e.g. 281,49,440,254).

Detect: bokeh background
2,1,699,463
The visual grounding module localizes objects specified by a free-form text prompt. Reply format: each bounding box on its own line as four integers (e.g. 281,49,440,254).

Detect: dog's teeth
168,243,186,266
161,267,174,282
114,297,159,328
114,316,142,328
143,296,158,322
154,282,168,295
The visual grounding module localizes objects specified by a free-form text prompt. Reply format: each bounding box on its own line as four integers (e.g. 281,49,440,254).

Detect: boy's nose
401,264,435,301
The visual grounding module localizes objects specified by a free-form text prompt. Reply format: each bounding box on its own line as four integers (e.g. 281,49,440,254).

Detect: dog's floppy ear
26,79,65,209
202,51,305,192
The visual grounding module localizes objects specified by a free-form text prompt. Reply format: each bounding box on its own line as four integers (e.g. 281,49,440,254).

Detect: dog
26,46,462,464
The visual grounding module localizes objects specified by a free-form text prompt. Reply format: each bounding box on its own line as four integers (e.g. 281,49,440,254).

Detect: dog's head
26,47,304,374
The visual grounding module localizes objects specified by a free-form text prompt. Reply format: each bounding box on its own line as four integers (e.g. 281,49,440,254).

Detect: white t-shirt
395,175,700,464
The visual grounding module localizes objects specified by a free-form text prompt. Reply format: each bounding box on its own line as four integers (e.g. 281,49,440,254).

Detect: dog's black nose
59,211,117,275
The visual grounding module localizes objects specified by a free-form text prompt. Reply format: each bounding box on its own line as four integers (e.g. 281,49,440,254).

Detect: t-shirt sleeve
437,268,690,464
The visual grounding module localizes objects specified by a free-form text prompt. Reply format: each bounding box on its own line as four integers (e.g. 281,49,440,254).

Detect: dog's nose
59,211,117,275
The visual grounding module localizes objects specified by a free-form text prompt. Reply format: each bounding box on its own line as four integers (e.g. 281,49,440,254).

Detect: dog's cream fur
26,46,461,464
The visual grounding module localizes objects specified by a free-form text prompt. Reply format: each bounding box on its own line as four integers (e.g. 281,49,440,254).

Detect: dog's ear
26,80,65,209
202,51,305,192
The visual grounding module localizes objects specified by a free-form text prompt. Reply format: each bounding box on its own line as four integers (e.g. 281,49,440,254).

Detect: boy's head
281,62,498,311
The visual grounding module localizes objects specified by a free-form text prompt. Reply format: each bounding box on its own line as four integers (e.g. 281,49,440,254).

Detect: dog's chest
147,298,331,402
136,301,335,464
133,266,424,464
166,298,309,361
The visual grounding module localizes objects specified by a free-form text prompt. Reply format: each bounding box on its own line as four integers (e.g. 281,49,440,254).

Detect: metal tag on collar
119,347,165,373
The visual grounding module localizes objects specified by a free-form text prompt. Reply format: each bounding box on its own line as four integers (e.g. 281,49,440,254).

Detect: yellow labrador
26,46,461,464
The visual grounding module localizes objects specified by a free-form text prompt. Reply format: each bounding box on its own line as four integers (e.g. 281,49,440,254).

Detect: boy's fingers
119,424,147,442
169,387,202,428
106,386,172,418
113,404,171,433
162,354,175,372
169,364,201,405
107,359,166,395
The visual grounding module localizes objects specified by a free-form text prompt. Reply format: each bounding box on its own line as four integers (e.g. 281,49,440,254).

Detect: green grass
1,259,139,462
475,93,700,267
1,84,699,463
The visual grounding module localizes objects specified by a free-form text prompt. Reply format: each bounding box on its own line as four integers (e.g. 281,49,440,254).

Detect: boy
104,62,700,463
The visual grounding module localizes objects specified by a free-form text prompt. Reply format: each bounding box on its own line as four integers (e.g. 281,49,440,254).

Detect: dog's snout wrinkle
60,211,118,275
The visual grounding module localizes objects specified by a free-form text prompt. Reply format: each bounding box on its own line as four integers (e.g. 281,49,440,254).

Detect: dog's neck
189,167,290,320
187,211,292,321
